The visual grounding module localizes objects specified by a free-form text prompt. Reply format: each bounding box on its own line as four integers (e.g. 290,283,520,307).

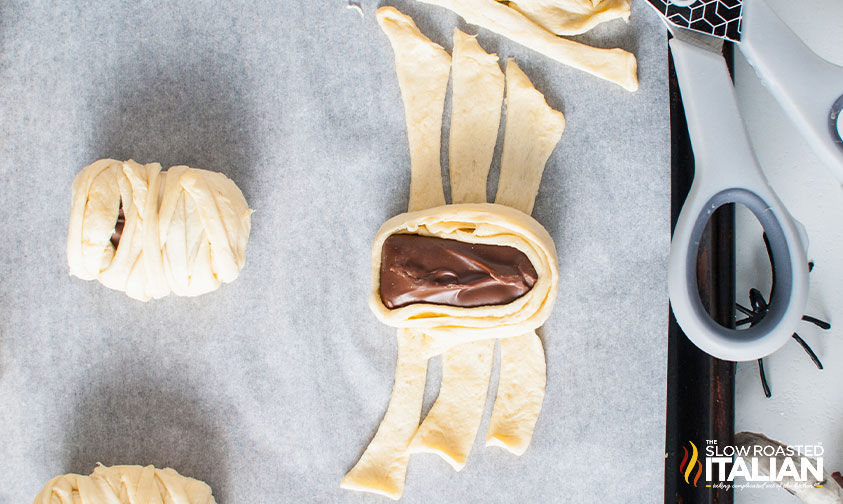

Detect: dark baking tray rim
663,42,737,504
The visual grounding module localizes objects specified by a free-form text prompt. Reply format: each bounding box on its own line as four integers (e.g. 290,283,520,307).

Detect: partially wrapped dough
34,464,215,504
344,9,561,500
67,159,252,301
369,203,558,354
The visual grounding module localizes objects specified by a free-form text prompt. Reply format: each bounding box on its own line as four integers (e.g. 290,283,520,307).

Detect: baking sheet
0,1,669,502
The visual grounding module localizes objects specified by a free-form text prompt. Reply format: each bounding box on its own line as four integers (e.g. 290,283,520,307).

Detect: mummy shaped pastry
67,159,252,301
34,464,215,504
341,7,564,500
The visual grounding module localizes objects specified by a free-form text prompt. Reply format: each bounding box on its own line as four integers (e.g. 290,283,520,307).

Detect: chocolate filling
379,234,538,309
110,204,125,249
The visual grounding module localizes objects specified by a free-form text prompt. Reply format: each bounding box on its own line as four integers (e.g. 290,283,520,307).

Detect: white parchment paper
0,1,669,502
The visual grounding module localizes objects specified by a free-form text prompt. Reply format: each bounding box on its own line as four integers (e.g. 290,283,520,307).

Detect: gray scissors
646,0,843,360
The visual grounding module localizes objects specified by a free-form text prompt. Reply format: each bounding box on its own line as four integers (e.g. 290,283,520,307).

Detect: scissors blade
644,0,743,42
671,24,724,54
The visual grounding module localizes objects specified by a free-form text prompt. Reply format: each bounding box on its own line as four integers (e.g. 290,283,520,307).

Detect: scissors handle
668,37,810,361
740,0,843,179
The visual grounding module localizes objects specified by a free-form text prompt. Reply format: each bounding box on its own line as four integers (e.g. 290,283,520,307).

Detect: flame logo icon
679,441,703,487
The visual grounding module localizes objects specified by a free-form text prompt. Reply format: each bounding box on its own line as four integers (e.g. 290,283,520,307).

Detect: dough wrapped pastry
343,8,562,500
34,464,215,504
370,202,558,355
67,159,252,301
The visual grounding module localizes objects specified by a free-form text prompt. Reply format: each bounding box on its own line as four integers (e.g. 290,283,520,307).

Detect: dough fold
34,464,216,504
369,203,558,355
377,7,450,212
67,159,252,301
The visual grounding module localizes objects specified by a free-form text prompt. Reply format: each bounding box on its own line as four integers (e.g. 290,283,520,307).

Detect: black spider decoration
735,234,831,398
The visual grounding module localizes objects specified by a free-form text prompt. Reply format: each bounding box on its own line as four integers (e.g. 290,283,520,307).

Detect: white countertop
734,1,843,502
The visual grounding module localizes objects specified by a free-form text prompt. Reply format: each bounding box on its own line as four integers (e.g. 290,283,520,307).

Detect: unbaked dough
449,28,504,204
377,7,450,211
67,159,251,301
507,0,631,36
340,329,428,500
407,338,495,470
369,203,559,355
34,464,215,504
486,331,547,455
345,8,563,499
417,0,638,91
495,59,566,214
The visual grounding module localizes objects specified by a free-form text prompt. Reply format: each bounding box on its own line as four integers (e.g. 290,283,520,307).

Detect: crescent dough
486,331,547,455
417,0,637,91
340,329,428,500
377,7,450,211
449,28,504,204
67,159,252,301
369,203,559,355
34,464,215,504
345,8,561,499
495,59,566,215
507,0,631,36
407,338,495,471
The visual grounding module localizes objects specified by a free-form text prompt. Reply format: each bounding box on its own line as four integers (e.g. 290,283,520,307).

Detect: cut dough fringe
486,331,547,455
496,58,566,214
340,329,428,500
34,464,216,504
67,159,252,301
343,7,561,498
407,338,496,471
377,7,450,211
449,28,505,205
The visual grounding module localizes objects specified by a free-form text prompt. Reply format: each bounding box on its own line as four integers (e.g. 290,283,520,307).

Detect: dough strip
449,28,504,205
416,0,638,91
179,171,240,284
495,59,566,215
407,338,496,471
486,331,547,455
340,329,429,500
508,0,631,36
377,7,450,212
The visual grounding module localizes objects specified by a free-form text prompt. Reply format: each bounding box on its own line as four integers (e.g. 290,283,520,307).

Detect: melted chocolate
110,205,125,249
379,234,538,309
